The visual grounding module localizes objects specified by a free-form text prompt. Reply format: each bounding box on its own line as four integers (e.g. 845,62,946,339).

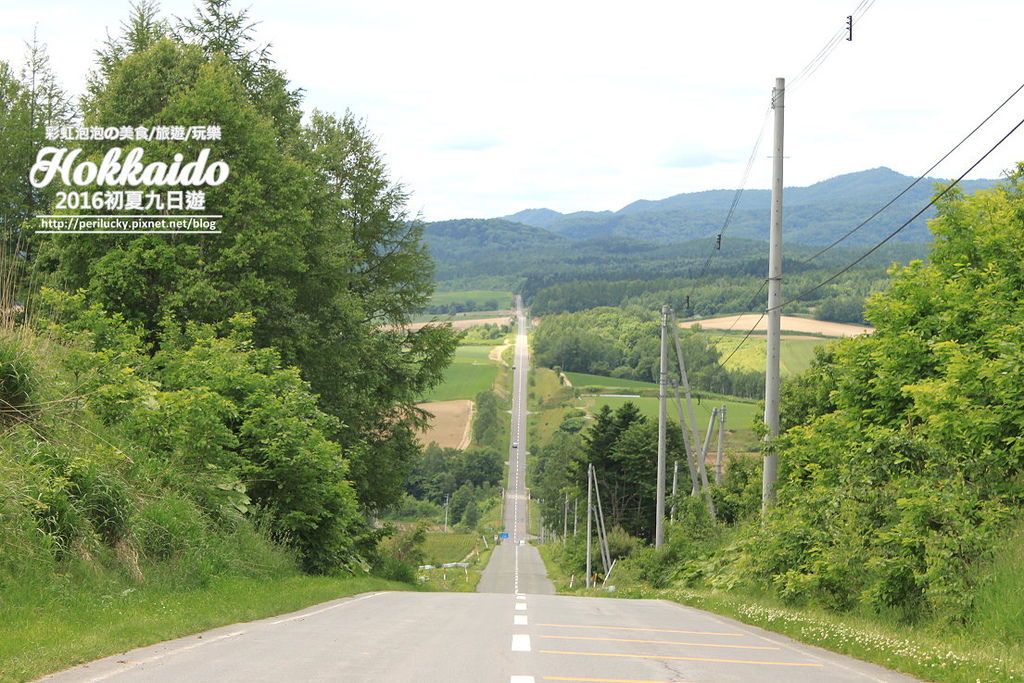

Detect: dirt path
489,343,511,365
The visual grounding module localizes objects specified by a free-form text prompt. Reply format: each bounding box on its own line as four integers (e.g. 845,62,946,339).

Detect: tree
37,2,458,513
752,175,1024,618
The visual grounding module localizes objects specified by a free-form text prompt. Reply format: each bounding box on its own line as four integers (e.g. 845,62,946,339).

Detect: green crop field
580,394,760,436
421,344,500,401
430,290,514,310
565,372,658,391
705,333,829,377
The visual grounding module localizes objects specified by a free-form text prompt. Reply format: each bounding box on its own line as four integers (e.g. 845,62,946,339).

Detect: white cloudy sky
3,0,1023,221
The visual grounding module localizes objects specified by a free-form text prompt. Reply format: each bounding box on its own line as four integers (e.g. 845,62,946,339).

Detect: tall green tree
36,2,457,513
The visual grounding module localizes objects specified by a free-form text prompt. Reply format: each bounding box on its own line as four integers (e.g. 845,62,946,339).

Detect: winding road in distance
39,298,917,683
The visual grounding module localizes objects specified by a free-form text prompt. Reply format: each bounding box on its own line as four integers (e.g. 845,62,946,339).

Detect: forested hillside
502,167,997,244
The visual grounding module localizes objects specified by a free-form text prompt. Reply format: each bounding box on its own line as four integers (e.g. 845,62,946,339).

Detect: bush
0,336,36,424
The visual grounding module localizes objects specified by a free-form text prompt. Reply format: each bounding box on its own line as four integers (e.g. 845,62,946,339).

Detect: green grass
971,524,1024,645
0,574,408,682
429,290,514,310
530,366,571,410
580,395,760,434
706,333,829,377
421,344,500,402
421,532,478,565
565,372,659,391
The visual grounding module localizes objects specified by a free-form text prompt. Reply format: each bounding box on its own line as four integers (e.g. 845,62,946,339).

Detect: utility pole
763,76,785,512
655,305,669,548
670,460,678,522
563,492,569,542
573,497,578,536
669,309,705,495
586,463,593,588
698,410,717,518
715,405,727,485
444,493,450,532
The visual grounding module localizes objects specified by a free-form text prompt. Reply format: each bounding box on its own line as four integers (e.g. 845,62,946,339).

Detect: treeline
529,268,891,324
0,0,457,587
533,306,764,399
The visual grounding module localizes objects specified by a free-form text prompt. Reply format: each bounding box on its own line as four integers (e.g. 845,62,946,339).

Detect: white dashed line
511,634,532,652
514,614,528,625
510,677,535,683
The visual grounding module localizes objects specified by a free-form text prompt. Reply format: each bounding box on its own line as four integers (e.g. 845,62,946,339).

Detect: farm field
402,315,513,332
429,289,514,309
579,394,760,439
411,308,513,323
565,372,658,391
706,333,830,376
421,344,500,401
416,400,473,449
686,313,872,337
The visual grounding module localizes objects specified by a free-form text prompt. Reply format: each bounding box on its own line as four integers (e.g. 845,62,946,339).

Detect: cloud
661,148,733,169
437,135,502,152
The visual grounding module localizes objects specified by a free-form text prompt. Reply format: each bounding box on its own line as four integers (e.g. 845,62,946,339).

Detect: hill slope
499,167,998,245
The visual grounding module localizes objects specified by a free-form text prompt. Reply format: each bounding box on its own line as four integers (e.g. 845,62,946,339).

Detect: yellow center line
536,623,744,637
542,677,700,683
539,635,779,650
539,650,824,667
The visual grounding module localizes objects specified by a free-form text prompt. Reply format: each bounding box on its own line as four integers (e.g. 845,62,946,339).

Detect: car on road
512,441,518,448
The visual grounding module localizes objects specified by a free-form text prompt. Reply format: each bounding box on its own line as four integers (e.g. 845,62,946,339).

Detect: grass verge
0,575,408,682
613,586,1024,683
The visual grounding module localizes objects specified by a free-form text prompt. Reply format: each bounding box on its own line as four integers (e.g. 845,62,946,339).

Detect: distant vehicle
512,442,518,448
512,365,516,369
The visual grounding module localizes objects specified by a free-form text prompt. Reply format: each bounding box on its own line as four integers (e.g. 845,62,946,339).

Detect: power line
772,112,1024,313
683,106,772,316
802,79,1024,264
788,0,876,93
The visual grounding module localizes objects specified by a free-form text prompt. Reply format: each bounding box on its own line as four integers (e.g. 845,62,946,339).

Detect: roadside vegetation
0,2,464,678
528,177,1024,681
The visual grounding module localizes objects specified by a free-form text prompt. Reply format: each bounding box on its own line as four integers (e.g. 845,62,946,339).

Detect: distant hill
496,167,998,245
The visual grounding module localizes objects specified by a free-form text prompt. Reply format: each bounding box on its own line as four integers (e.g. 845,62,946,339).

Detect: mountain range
496,166,997,245
422,167,999,285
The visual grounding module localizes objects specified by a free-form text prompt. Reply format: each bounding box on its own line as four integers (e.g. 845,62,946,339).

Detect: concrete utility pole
655,305,669,548
586,463,593,588
669,309,704,495
763,76,785,511
444,493,450,532
563,492,569,542
715,405,727,485
573,497,578,536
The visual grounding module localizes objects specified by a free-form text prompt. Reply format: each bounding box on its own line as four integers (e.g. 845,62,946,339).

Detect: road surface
477,295,555,595
39,296,918,682
40,592,918,682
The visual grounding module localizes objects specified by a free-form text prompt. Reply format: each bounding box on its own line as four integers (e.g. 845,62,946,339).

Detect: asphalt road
40,592,919,682
478,295,556,596
39,296,919,682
